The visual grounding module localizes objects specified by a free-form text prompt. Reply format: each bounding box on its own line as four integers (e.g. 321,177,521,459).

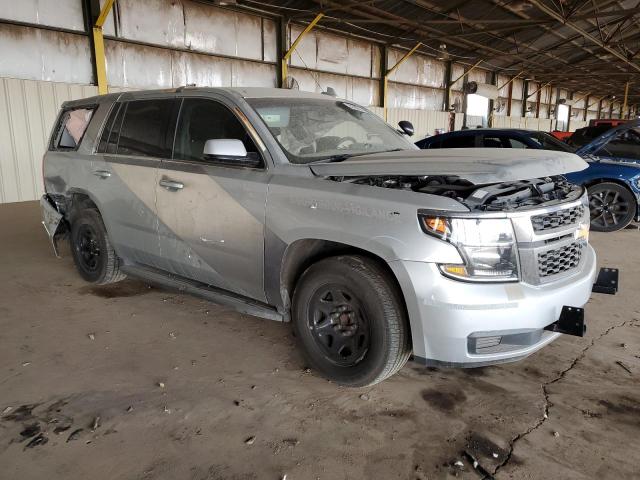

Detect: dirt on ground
1,201,639,480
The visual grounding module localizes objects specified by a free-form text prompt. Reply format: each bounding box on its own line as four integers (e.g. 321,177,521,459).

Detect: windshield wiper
311,148,405,164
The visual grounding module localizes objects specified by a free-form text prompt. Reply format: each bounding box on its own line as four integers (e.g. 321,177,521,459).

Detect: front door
155,97,268,302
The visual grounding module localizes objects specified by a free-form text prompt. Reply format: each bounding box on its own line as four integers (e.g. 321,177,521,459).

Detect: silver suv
42,87,602,386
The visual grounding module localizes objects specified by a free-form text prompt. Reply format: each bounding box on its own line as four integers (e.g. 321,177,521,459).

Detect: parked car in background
568,125,612,148
550,130,573,142
589,119,629,128
42,88,602,386
415,128,576,152
566,122,640,231
417,125,640,232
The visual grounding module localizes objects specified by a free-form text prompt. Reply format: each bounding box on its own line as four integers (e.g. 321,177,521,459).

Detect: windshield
524,131,575,152
246,97,416,164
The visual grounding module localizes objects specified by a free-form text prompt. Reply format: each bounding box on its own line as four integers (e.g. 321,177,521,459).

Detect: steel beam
282,13,324,88
383,42,421,120
93,0,114,95
528,0,640,73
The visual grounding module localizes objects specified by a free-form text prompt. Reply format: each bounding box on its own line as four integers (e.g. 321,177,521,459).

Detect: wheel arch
279,239,410,338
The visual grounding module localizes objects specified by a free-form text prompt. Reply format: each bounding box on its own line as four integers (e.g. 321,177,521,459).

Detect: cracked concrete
490,318,633,479
1,201,639,480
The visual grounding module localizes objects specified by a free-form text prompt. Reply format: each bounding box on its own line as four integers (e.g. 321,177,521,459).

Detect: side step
121,265,284,322
592,267,619,295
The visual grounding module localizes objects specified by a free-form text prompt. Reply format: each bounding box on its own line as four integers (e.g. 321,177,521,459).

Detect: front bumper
389,244,598,367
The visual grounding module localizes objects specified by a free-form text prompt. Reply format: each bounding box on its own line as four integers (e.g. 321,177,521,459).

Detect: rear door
91,98,179,268
155,96,269,302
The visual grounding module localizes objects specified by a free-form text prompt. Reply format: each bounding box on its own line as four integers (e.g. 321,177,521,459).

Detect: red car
550,130,573,141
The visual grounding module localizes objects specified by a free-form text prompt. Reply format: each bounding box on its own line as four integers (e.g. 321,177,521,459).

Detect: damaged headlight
419,215,519,282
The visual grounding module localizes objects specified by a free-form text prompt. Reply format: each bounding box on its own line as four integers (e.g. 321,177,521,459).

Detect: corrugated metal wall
0,78,99,203
492,116,553,131
0,0,595,204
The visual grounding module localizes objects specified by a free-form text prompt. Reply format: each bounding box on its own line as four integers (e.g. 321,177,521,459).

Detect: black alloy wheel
588,182,636,232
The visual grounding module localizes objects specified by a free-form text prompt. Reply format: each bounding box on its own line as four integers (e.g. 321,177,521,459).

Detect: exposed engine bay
332,175,583,211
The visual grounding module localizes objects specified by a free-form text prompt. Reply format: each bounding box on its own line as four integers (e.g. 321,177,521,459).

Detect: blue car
416,125,640,232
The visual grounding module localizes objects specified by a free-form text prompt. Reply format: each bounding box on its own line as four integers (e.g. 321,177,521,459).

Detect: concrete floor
0,201,639,480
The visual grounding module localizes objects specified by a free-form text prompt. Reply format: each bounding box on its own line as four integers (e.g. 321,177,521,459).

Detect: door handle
93,170,111,179
159,179,184,191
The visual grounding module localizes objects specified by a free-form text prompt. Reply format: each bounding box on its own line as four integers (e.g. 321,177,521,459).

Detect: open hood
309,148,588,184
576,119,640,157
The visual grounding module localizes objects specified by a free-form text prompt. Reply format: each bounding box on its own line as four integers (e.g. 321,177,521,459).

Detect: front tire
292,255,411,387
588,182,636,232
70,209,126,284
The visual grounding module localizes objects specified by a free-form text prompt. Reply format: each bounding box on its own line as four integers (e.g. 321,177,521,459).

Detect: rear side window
441,135,476,148
116,99,177,158
51,107,95,151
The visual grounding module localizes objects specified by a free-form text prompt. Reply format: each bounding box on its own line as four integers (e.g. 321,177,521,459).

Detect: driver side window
174,99,259,163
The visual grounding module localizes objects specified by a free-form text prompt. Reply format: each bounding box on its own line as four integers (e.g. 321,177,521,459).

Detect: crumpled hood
309,148,588,184
576,119,640,156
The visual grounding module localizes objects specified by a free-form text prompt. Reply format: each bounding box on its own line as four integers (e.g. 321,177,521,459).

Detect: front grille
537,242,584,277
531,205,584,232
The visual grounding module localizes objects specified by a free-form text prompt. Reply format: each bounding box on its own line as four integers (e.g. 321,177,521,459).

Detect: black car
415,128,575,152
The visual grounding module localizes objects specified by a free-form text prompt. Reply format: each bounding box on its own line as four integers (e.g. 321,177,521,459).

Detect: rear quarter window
50,107,95,151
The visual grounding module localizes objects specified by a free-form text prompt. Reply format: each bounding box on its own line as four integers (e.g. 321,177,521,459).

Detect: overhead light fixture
212,0,237,5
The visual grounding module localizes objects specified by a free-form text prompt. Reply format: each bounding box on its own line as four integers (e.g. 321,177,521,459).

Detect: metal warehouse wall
0,0,600,204
0,78,96,203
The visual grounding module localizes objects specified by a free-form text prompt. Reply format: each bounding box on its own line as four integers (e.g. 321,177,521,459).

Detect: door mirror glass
398,120,414,136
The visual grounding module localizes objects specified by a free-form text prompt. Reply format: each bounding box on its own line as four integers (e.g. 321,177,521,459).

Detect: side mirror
203,139,262,168
398,120,414,137
204,139,247,158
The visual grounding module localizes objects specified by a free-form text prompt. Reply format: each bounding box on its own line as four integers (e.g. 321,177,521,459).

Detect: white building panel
388,48,445,88
117,0,185,48
105,40,174,88
388,83,444,110
0,25,93,84
0,0,84,31
0,78,98,203
263,18,278,63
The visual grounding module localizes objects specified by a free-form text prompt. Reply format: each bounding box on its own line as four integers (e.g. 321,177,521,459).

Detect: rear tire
588,182,636,232
70,209,126,284
292,255,411,387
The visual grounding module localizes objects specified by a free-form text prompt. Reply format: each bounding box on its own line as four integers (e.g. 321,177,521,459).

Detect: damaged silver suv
41,88,615,386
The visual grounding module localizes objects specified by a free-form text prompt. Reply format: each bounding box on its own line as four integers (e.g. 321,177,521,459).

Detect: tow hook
591,267,619,295
545,306,586,337
545,267,620,338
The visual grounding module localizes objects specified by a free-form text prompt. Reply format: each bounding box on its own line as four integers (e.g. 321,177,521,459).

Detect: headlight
419,215,519,282
576,192,590,242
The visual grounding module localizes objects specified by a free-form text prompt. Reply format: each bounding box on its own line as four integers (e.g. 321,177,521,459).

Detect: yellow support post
622,81,630,119
383,42,422,121
282,13,324,88
93,0,115,95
